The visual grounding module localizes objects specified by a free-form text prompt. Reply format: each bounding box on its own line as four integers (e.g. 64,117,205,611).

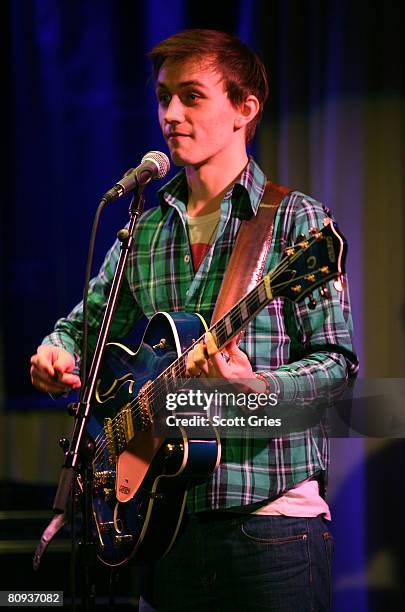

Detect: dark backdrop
2,1,403,610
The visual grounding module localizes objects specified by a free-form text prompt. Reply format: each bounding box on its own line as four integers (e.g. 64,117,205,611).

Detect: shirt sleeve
41,237,144,368
258,192,359,402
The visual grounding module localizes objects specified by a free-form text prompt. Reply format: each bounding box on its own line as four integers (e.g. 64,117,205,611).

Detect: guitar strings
93,236,331,460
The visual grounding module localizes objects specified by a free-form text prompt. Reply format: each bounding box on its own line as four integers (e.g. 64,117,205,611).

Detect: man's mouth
167,133,190,139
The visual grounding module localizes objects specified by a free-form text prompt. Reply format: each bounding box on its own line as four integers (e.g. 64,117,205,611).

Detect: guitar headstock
268,217,347,305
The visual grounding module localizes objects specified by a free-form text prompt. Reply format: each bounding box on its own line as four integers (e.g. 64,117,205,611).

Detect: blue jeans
139,513,334,611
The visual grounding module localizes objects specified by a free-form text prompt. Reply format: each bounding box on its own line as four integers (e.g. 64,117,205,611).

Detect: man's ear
234,95,260,130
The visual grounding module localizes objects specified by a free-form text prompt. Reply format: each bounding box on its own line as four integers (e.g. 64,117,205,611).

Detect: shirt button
184,254,190,263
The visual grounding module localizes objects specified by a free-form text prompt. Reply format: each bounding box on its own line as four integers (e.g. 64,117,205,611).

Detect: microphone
103,151,170,202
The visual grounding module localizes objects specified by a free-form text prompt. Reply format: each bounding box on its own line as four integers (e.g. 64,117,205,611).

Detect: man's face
156,57,242,167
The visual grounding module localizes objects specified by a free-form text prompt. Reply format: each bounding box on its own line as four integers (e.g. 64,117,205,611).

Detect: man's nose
163,96,185,124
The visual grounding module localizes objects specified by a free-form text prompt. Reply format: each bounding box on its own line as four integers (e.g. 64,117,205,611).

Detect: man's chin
166,144,204,168
168,150,190,167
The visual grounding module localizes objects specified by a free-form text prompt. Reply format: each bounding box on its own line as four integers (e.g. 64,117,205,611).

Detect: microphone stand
52,183,146,610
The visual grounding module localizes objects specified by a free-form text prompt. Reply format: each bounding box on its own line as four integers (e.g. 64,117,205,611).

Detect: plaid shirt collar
157,156,267,220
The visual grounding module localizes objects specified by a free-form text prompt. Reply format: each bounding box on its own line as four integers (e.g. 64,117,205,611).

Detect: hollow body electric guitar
88,218,346,566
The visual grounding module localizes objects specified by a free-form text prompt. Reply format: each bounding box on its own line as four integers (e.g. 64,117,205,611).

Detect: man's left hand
186,332,266,393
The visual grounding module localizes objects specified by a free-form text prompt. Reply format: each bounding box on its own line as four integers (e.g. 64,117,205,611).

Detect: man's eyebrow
156,80,207,90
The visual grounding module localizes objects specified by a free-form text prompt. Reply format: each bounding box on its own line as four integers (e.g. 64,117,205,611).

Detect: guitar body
88,312,221,567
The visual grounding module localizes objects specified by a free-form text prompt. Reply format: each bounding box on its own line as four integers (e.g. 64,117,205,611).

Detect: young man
30,30,358,611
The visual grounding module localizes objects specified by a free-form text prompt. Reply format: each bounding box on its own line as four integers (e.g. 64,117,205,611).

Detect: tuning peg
284,246,295,257
307,293,317,309
320,285,330,299
309,227,323,241
294,234,309,249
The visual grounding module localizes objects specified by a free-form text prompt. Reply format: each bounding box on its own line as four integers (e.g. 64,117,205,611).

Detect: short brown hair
149,29,269,143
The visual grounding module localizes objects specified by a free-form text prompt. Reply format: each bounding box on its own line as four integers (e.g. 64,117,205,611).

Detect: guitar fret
232,306,243,330
224,315,232,336
179,356,187,378
258,282,267,304
214,325,227,348
241,300,249,321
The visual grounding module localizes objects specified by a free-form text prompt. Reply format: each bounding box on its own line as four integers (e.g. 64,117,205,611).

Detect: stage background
1,1,403,610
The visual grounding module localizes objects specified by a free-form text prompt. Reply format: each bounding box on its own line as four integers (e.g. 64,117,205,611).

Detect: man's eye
158,93,171,104
182,93,201,105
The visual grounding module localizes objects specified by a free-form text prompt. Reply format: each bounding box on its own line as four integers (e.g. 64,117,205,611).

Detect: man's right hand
30,345,81,394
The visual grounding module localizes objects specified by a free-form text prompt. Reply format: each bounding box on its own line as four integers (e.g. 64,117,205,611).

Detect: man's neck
185,150,249,217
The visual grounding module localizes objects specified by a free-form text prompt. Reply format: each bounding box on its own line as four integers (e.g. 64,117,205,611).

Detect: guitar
87,217,346,566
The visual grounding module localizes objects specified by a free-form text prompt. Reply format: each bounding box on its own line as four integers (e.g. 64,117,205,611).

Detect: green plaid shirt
44,158,358,511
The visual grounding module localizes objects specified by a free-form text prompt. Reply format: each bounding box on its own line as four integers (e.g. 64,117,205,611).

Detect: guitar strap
210,180,293,327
